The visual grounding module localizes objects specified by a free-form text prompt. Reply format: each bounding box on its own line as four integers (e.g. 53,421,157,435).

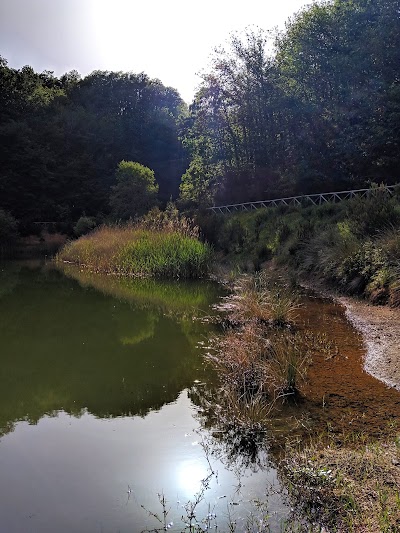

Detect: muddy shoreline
301,278,400,392
338,296,400,391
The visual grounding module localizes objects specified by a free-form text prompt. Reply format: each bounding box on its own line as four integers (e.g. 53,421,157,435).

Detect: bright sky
0,0,310,103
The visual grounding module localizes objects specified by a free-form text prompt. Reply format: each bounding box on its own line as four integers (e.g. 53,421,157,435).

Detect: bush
346,187,400,236
73,216,97,237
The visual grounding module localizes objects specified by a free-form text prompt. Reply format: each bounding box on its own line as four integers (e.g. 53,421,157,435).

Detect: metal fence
208,185,397,214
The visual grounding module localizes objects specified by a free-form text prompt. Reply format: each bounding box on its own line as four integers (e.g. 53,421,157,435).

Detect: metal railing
208,185,397,214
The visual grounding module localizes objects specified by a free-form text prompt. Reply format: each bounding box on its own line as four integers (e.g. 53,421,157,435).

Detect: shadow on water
0,261,223,437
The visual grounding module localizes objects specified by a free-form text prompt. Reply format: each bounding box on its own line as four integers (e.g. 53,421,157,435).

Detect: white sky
0,0,311,103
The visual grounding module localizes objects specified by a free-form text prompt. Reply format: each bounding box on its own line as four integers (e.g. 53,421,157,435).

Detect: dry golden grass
283,437,400,532
228,272,301,326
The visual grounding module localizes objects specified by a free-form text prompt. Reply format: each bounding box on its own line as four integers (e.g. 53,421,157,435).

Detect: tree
109,161,158,220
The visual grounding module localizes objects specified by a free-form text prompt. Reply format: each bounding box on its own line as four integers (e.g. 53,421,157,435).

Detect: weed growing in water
138,435,278,532
207,325,313,406
229,272,301,327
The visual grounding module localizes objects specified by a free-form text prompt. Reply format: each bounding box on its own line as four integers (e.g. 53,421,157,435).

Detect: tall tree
109,161,158,219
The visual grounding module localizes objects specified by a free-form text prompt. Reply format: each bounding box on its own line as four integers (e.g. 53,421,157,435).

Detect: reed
56,221,212,279
229,272,301,327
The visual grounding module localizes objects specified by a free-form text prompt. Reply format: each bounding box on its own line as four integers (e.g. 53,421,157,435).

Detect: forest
0,0,399,239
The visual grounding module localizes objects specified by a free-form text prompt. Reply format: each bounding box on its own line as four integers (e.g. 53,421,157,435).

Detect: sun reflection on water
177,459,209,498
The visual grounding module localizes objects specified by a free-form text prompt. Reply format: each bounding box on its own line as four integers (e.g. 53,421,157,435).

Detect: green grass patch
56,223,212,279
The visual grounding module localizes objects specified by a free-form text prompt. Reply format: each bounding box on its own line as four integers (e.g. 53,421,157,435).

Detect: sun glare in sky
0,0,310,102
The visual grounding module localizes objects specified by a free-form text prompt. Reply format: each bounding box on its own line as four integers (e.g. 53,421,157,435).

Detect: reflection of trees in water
0,265,220,437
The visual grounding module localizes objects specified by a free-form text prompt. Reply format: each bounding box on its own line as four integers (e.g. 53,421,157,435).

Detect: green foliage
338,241,387,292
2,0,400,233
346,187,400,237
181,0,400,205
115,231,210,279
179,157,223,207
109,161,159,220
209,193,400,304
73,216,97,237
0,62,187,232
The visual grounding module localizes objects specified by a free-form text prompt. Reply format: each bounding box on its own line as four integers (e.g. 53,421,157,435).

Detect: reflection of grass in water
119,312,158,346
58,263,219,315
57,263,222,352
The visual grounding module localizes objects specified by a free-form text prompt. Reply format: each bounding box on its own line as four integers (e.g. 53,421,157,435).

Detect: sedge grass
228,272,301,327
56,223,212,279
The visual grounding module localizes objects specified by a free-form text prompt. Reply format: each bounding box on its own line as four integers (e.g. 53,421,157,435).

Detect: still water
0,262,287,532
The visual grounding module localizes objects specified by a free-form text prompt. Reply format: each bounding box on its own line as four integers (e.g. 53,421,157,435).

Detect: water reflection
0,262,291,531
0,262,222,436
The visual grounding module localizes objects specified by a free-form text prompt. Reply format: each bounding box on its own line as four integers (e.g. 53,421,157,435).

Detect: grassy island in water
56,213,212,279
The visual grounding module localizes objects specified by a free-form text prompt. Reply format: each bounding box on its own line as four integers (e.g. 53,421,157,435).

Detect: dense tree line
0,60,187,234
1,0,398,238
180,0,400,206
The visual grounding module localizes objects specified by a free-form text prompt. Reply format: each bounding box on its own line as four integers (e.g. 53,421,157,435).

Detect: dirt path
338,297,400,391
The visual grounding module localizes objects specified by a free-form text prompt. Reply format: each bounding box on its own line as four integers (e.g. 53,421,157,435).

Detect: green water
0,262,287,532
0,262,221,432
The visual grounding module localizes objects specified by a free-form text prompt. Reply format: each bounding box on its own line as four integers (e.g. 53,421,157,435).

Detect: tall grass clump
207,324,311,403
228,271,301,327
208,272,308,405
56,208,212,279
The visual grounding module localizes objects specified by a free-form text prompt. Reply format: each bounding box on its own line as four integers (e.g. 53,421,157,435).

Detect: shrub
73,216,97,237
338,241,387,293
346,186,400,237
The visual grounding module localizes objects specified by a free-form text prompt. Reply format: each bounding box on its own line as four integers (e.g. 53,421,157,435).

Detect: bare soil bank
338,296,400,391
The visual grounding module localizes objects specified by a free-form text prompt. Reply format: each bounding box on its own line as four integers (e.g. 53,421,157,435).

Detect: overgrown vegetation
199,261,400,530
56,208,211,279
201,272,328,458
282,435,400,532
204,187,400,306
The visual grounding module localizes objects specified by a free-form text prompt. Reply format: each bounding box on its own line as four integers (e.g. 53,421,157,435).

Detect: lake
0,262,288,532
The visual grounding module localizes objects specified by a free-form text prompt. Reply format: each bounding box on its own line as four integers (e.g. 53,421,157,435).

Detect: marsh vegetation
57,207,212,279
